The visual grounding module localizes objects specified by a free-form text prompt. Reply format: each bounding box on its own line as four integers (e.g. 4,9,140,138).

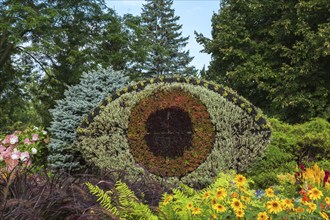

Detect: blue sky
105,0,220,70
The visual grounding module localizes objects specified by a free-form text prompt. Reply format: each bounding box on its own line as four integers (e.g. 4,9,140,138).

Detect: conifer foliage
141,0,196,76
48,67,128,170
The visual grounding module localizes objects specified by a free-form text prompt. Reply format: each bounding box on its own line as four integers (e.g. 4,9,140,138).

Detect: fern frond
115,180,139,207
115,181,158,220
179,183,196,196
86,182,119,216
172,189,188,201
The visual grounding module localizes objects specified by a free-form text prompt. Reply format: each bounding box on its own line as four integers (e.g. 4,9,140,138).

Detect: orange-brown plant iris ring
127,88,215,177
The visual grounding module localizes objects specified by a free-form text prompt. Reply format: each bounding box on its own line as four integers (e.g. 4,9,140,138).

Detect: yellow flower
257,211,269,220
239,186,251,195
265,188,274,198
320,211,329,220
266,200,282,214
186,202,193,210
215,188,227,200
325,197,330,205
162,195,173,206
308,187,323,200
203,191,211,200
213,203,226,213
231,198,244,211
192,207,202,215
303,164,325,185
326,182,330,190
211,213,217,219
211,198,217,206
241,195,250,203
235,174,247,186
295,207,304,213
281,199,294,210
232,192,239,198
307,202,317,213
235,209,245,218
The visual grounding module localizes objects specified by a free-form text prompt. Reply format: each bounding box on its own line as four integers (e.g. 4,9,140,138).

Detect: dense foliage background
196,0,330,123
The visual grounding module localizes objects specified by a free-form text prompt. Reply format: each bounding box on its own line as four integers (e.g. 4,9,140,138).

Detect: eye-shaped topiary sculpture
76,76,271,188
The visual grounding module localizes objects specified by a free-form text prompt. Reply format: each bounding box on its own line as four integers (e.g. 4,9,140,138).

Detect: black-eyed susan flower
192,207,202,215
265,188,274,198
215,188,227,200
324,196,330,205
202,191,211,200
281,199,294,210
266,200,282,214
320,211,329,220
211,198,217,206
162,195,173,206
235,174,247,186
308,187,323,200
238,186,251,195
213,203,227,213
235,209,245,218
186,202,193,210
231,198,244,211
307,202,317,213
241,195,250,203
257,211,269,220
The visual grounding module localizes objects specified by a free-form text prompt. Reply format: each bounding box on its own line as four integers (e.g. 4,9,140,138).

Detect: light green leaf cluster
85,182,119,216
87,181,158,220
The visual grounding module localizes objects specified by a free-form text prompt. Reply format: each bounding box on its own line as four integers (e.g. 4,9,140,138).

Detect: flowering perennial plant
0,127,48,172
159,168,330,219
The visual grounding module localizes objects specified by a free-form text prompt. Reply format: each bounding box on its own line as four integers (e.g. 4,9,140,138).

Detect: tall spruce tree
140,0,196,76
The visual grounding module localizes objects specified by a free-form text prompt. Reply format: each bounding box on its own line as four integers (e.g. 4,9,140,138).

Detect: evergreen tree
48,67,128,170
140,0,197,76
197,0,330,123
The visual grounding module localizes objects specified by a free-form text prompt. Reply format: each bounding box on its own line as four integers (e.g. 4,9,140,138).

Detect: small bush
247,118,330,189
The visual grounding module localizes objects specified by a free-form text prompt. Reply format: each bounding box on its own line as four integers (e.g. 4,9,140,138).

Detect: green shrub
247,117,330,188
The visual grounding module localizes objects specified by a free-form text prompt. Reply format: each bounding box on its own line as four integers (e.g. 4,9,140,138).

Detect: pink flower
11,148,20,160
14,130,21,135
0,145,6,153
24,138,31,145
32,134,39,141
9,135,19,145
4,158,19,172
3,146,13,159
0,145,6,161
20,151,30,162
2,135,10,144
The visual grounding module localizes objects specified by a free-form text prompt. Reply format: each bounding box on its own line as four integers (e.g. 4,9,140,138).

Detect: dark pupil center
145,107,192,158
